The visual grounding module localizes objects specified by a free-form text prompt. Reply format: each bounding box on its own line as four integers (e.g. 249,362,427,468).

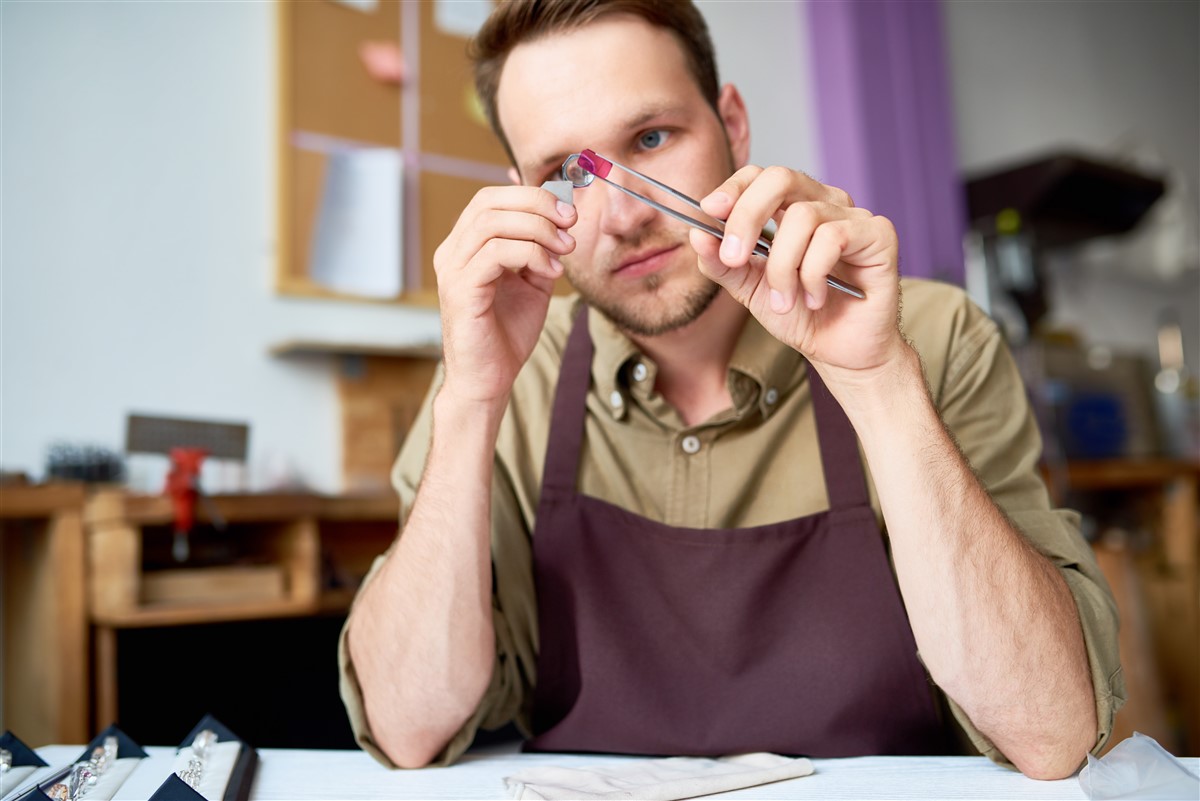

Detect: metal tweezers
563,149,865,299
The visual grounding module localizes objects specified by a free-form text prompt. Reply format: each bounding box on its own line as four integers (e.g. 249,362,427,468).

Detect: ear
716,83,751,168
507,167,522,186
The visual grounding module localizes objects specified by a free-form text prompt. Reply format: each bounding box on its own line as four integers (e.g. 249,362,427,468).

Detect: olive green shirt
339,278,1123,768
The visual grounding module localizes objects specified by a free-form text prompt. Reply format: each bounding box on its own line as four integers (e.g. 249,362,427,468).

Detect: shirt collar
727,313,808,419
587,304,807,421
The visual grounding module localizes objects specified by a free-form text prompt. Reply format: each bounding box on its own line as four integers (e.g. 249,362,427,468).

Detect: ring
192,729,217,756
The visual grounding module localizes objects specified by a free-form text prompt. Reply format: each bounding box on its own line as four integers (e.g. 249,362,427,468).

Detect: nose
598,170,658,238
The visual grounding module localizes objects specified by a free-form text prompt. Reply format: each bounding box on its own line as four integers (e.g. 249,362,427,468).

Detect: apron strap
808,366,871,510
539,302,593,496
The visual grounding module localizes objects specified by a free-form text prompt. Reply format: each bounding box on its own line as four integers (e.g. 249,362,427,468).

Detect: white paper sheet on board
330,0,378,13
309,148,403,299
435,0,493,38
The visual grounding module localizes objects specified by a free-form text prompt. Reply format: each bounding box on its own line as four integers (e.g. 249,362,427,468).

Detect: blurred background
1,0,1197,758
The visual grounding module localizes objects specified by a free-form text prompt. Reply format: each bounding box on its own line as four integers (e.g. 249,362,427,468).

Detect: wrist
433,383,510,441
812,342,933,427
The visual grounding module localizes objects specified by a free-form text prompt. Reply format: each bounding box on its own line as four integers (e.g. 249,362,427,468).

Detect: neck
627,292,748,426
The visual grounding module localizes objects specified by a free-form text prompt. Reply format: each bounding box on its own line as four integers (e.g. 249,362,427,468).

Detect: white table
21,743,1200,800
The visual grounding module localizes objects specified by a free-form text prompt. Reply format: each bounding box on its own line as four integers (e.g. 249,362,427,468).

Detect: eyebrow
524,102,685,181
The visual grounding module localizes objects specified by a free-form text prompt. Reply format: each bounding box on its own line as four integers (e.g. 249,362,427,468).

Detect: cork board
276,0,512,304
417,1,509,165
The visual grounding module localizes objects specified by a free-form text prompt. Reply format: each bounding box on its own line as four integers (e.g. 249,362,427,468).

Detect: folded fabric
503,752,814,800
1078,732,1200,800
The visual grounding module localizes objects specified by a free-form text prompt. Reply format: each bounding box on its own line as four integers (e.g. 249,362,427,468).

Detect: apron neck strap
540,302,594,495
807,366,870,509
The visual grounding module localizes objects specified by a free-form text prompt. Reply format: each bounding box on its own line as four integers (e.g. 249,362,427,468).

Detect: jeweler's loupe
561,154,594,188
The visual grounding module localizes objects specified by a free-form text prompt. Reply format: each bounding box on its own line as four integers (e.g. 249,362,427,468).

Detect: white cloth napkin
503,752,814,800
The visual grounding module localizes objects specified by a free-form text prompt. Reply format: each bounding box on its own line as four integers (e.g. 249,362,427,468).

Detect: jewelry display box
5,715,255,801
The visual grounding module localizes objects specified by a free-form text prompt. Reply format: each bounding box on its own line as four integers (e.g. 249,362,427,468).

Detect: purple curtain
806,0,966,284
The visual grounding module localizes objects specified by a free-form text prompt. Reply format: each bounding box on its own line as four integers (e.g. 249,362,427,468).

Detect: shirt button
632,362,648,382
610,390,624,409
681,435,701,455
764,387,779,406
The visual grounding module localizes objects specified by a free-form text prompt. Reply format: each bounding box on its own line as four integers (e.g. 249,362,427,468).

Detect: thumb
691,228,758,307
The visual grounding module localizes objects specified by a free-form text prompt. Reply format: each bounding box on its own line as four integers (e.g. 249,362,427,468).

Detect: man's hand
692,166,906,381
434,186,576,405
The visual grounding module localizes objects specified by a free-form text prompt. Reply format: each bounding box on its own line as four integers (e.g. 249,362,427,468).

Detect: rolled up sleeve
337,364,537,767
908,283,1124,766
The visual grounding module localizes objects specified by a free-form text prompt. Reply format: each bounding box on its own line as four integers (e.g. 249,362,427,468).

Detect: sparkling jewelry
177,729,218,789
45,762,98,801
86,735,119,777
191,729,217,756
178,757,203,789
70,764,97,798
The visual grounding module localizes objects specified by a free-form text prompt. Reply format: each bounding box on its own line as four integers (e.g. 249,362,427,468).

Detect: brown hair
469,0,720,167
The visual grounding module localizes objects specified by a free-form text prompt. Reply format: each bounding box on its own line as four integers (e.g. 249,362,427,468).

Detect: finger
447,208,575,271
718,166,832,267
699,164,763,221
765,203,874,312
449,185,575,259
466,184,577,225
799,219,883,309
691,228,762,309
468,238,564,286
762,203,822,314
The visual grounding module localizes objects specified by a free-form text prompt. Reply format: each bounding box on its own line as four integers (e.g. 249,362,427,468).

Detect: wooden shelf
85,490,401,526
1050,458,1200,490
91,597,318,629
268,339,442,360
0,481,90,518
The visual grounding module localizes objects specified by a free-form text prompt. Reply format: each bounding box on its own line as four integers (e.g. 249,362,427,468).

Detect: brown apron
526,305,948,757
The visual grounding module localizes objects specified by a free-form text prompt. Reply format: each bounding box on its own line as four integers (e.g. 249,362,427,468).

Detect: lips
614,244,682,278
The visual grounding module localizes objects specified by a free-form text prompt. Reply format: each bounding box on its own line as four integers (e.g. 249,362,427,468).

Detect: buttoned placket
668,427,716,527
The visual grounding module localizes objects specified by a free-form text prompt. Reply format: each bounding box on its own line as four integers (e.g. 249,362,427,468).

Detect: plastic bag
1078,732,1199,800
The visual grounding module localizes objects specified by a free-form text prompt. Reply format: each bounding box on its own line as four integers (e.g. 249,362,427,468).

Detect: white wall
943,0,1200,373
697,1,820,172
1,1,440,492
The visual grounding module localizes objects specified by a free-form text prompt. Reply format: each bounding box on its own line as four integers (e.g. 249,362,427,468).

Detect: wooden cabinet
0,483,90,746
0,486,399,746
86,490,399,729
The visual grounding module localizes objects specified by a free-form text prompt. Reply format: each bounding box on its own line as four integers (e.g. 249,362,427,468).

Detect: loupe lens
561,154,594,188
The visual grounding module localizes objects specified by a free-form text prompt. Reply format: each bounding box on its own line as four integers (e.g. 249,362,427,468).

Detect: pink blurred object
359,41,407,86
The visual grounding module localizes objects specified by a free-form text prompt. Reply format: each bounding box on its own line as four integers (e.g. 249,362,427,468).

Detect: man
341,0,1122,779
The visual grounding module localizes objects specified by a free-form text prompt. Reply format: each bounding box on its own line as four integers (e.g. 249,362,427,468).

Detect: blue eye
638,130,669,149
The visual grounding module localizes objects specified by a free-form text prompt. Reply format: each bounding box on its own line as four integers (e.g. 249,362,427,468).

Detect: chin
578,275,720,337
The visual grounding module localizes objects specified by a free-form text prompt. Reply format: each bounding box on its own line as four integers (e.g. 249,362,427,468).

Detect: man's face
496,15,746,336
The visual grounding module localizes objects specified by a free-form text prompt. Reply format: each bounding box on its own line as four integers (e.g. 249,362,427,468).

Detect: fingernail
550,258,564,274
804,291,817,309
709,191,732,207
557,228,574,246
720,234,742,261
556,201,574,218
770,289,787,313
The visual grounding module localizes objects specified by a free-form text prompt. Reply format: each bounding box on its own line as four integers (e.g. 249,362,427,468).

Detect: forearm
347,389,506,768
817,346,1095,779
